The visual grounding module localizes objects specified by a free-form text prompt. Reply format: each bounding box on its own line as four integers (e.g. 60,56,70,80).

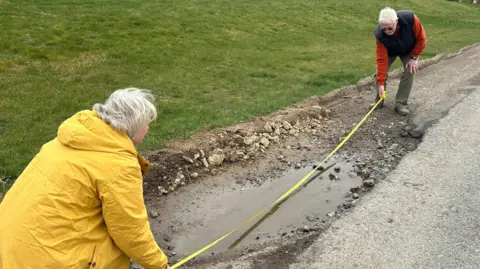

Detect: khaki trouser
375,54,414,107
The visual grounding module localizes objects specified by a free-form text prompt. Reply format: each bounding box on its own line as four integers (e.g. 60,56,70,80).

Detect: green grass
0,0,479,179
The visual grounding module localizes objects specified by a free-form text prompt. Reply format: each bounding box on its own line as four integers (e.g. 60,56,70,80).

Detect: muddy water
152,154,361,258
154,155,362,258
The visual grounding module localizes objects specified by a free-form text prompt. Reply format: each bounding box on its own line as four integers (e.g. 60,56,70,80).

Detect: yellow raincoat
0,110,168,269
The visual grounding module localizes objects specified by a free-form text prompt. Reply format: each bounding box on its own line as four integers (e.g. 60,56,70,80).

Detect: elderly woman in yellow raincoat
0,88,169,269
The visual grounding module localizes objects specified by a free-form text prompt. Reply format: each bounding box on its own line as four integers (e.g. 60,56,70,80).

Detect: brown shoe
394,106,409,116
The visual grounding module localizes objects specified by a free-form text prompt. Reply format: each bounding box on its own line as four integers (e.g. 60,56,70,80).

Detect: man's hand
406,59,419,74
166,265,171,269
378,85,385,99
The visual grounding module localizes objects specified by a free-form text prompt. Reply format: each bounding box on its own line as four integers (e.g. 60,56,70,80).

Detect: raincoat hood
57,110,137,156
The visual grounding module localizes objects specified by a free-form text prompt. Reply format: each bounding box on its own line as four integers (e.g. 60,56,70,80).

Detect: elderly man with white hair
0,88,170,269
373,7,427,116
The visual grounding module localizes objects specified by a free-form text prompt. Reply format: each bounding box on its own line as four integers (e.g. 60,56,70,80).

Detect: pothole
148,155,362,259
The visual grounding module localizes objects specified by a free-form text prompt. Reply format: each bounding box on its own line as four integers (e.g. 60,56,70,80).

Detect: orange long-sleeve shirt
376,14,427,86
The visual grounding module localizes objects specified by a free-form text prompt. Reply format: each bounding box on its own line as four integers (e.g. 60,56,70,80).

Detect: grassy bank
0,0,479,179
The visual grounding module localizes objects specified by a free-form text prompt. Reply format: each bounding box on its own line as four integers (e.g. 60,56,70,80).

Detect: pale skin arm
378,85,385,99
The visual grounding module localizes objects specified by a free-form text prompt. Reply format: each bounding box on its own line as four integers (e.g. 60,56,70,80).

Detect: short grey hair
379,7,397,24
93,88,157,140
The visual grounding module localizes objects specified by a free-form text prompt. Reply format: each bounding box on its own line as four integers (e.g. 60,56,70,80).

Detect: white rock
236,151,245,157
262,133,273,139
264,122,273,133
200,158,209,168
260,137,270,147
282,121,292,130
213,148,224,154
248,143,260,153
182,156,194,164
208,153,225,166
244,135,259,145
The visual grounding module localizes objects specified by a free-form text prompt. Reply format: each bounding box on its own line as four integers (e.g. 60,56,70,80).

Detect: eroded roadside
141,88,422,268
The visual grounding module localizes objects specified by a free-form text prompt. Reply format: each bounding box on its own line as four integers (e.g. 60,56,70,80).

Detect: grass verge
0,0,479,181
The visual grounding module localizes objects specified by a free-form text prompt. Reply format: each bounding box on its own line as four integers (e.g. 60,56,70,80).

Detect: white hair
93,88,157,140
379,7,398,24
